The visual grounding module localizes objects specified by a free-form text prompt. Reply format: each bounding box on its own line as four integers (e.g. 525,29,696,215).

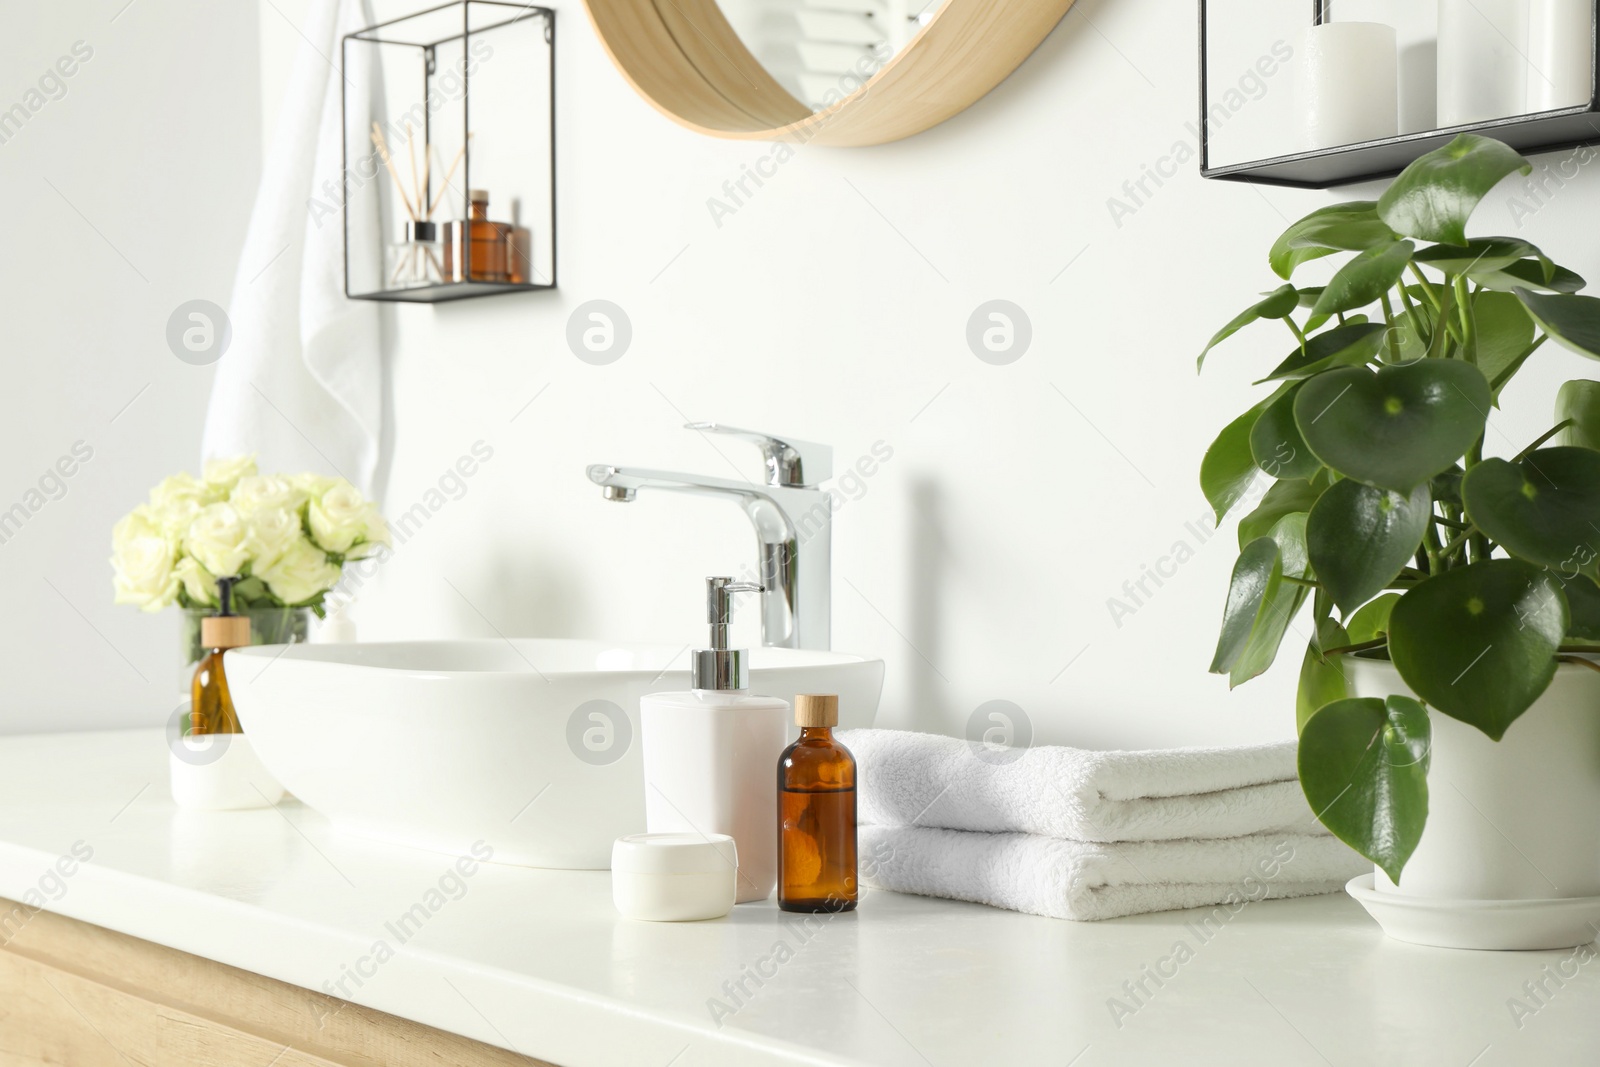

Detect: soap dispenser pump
639,577,791,903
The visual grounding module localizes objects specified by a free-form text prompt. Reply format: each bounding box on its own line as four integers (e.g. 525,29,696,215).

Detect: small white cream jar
611,833,738,921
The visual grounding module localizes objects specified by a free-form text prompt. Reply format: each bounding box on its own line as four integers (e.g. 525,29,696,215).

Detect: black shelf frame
1198,0,1600,189
341,0,557,302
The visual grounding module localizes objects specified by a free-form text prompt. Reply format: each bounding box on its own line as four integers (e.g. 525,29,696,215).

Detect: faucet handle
685,423,832,487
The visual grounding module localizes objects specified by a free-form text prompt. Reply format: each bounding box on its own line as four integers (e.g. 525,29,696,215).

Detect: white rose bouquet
111,456,389,619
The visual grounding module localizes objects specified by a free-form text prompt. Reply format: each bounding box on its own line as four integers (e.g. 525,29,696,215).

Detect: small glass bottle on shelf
777,694,858,913
505,198,533,284
444,189,513,282
386,220,443,289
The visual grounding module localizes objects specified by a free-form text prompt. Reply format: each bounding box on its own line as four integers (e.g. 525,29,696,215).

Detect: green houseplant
1199,134,1600,891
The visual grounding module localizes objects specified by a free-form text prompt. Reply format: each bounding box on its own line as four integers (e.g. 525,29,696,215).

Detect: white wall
12,0,1600,750
342,0,1600,750
0,1,261,729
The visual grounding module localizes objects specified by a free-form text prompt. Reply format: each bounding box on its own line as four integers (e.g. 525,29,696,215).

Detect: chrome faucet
587,424,832,650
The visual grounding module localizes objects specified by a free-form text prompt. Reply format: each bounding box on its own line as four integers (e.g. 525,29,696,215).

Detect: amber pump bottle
191,577,250,736
777,694,858,913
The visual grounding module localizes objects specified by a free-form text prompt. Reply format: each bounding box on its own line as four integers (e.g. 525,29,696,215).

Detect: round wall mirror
582,0,1079,145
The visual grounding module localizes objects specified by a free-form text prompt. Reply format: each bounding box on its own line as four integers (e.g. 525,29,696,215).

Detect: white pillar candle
1528,0,1593,111
1296,22,1400,150
1399,40,1439,133
1437,0,1529,125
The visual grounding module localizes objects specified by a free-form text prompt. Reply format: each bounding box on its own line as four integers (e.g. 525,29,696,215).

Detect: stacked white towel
838,729,1369,922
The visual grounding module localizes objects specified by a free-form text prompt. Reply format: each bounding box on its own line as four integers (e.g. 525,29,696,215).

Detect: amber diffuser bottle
191,577,249,736
777,694,858,913
443,189,511,282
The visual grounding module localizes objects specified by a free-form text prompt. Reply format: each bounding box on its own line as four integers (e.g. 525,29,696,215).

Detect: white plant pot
1345,656,1600,949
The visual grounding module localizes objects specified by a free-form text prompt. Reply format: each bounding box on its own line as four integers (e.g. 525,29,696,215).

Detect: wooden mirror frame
582,0,1080,146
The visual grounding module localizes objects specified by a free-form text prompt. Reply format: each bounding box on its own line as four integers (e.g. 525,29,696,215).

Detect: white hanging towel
203,0,382,494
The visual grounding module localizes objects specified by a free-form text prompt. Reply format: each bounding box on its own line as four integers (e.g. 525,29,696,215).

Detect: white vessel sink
226,640,884,870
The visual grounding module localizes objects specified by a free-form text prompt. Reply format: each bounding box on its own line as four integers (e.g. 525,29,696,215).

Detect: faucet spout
585,434,833,651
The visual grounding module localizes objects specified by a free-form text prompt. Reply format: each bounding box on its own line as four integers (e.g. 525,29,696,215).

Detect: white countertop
1,730,1596,1066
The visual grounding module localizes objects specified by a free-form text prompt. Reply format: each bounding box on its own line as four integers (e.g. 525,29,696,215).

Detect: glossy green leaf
1294,360,1492,491
1388,302,1435,364
1377,135,1533,245
1258,322,1387,384
1297,615,1350,735
1268,511,1311,580
1472,291,1536,391
1388,560,1566,739
1431,466,1464,508
1312,241,1415,317
1558,573,1600,642
1556,379,1600,450
1210,537,1308,687
1296,287,1334,331
1198,284,1299,370
1202,413,1262,525
1237,477,1326,549
1462,447,1600,578
1517,289,1600,361
1421,279,1459,362
1346,593,1402,644
1474,259,1585,294
1308,481,1431,612
1232,572,1308,689
1413,238,1536,275
1270,202,1398,280
1298,695,1431,882
1250,384,1322,481
1210,537,1280,675
1202,388,1287,523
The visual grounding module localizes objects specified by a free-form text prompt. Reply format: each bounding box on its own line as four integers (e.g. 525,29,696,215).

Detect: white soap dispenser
640,577,790,904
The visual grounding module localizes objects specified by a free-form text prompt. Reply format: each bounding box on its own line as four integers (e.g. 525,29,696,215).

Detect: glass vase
181,605,309,676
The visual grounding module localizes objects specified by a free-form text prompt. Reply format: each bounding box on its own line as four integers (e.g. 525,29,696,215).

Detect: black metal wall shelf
351,278,551,303
1203,105,1600,189
342,1,556,303
1198,0,1600,189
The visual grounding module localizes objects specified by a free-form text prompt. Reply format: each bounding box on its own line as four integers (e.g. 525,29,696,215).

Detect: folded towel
839,728,1318,843
859,824,1368,921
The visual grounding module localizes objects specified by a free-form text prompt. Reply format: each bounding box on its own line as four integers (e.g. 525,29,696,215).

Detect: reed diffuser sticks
427,135,471,219
369,122,473,225
370,122,418,221
370,122,477,286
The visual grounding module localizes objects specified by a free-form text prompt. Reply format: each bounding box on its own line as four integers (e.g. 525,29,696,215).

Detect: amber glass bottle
777,694,857,913
191,579,250,736
443,189,510,282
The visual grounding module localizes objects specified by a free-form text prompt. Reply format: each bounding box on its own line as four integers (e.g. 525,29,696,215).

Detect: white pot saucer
1347,874,1600,951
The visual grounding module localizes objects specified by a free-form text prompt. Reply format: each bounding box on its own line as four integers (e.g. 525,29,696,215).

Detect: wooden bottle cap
201,615,251,650
795,694,838,728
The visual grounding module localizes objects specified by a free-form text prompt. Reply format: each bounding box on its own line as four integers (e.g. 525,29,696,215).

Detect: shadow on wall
905,476,950,732
451,543,585,641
